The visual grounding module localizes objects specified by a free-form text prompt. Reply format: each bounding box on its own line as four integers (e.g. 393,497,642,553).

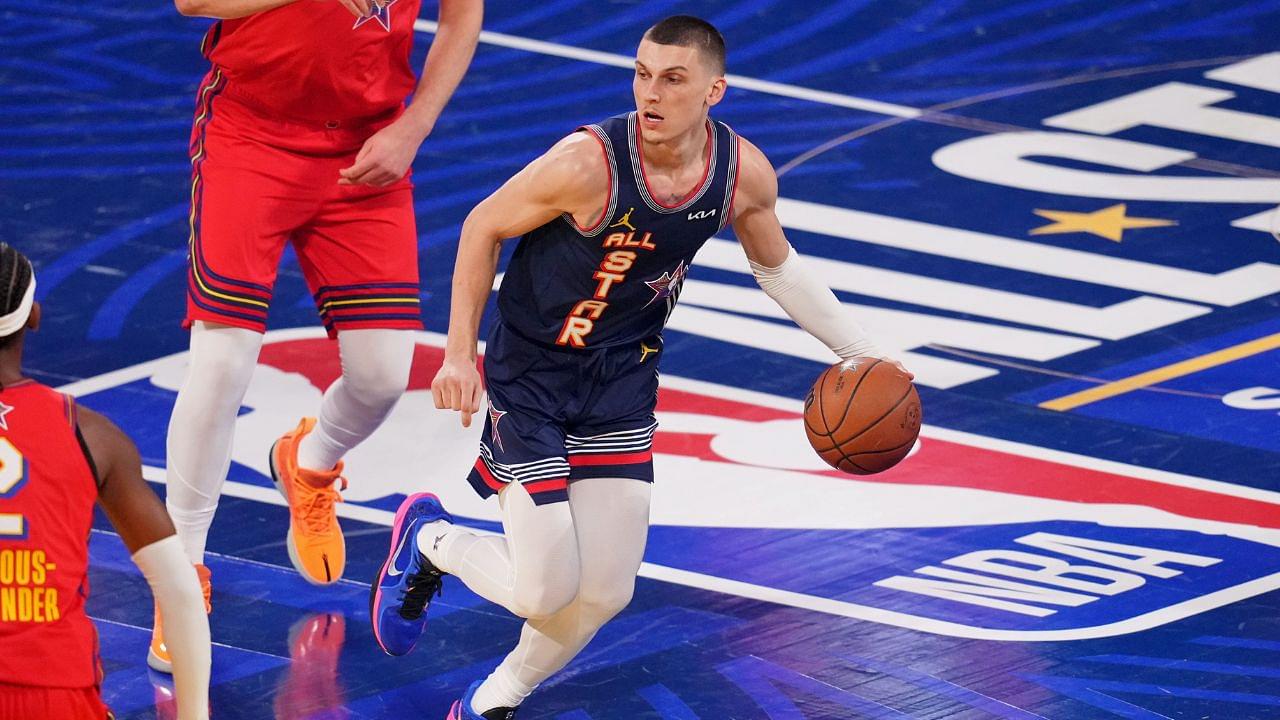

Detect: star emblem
1030,204,1175,243
353,0,397,31
644,260,688,307
0,401,11,430
488,404,509,452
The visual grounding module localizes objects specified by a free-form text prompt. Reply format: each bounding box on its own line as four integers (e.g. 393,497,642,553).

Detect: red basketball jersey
200,0,423,126
0,381,101,689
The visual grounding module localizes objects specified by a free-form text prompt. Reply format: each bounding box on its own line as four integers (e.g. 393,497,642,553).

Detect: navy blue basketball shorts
467,323,662,505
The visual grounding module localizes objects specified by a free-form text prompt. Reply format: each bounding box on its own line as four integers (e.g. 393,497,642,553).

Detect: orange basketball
804,358,922,475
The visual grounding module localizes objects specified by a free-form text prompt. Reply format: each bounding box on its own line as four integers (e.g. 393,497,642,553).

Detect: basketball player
371,16,911,718
154,0,481,671
0,246,211,719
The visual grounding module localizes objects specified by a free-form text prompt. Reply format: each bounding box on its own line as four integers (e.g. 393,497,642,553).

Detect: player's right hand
332,0,374,19
432,356,483,428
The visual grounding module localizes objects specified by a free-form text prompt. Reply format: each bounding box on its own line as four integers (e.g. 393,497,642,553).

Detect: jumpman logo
639,342,659,363
609,207,637,232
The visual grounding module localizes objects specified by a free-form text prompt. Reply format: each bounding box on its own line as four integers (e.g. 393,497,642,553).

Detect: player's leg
372,341,583,657
295,328,413,473
279,180,421,584
164,322,262,566
169,90,312,567
455,340,662,712
156,90,315,670
464,477,652,716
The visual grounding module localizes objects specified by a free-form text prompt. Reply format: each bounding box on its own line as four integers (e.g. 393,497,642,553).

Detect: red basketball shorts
184,72,423,337
0,683,112,719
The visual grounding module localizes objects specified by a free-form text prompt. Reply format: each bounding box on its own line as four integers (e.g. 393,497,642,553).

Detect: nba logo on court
60,330,1280,642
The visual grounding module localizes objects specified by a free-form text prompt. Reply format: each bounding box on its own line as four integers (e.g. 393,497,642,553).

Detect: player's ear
27,301,40,332
707,75,727,107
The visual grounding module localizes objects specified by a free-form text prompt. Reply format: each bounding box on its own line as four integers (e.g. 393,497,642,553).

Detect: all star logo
352,0,397,31
0,400,12,430
644,259,689,307
488,404,509,452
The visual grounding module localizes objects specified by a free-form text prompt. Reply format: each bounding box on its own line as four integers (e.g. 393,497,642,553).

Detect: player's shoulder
546,130,610,171
76,405,138,477
734,136,773,177
730,135,778,213
528,130,611,198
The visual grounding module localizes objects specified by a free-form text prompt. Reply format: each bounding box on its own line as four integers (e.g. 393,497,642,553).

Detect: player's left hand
879,356,914,380
339,119,424,187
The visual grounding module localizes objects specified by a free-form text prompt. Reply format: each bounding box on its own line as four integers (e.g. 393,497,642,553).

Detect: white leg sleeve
165,322,263,565
471,477,651,713
297,329,413,472
423,482,579,619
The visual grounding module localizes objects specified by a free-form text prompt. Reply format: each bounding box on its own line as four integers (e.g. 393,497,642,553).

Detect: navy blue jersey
497,111,740,349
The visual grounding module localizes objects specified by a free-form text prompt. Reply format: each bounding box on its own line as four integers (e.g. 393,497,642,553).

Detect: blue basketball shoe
371,492,452,656
446,680,519,720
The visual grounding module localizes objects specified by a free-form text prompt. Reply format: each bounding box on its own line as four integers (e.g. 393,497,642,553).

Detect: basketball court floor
6,1,1280,717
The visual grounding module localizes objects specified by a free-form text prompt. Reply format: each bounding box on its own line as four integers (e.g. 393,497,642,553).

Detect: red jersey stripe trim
568,451,653,467
524,478,569,494
472,459,505,492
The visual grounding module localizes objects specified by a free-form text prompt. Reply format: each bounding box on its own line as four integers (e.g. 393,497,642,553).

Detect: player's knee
512,569,580,619
576,578,635,622
191,352,257,398
341,356,410,408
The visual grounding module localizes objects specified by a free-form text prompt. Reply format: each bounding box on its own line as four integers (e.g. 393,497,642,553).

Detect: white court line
136,462,1280,642
413,20,922,119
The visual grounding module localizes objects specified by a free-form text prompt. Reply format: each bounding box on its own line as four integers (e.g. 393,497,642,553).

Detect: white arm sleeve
750,245,882,360
132,535,211,720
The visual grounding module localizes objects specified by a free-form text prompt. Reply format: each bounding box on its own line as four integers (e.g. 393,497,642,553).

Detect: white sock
297,329,413,471
165,322,263,565
416,519,454,565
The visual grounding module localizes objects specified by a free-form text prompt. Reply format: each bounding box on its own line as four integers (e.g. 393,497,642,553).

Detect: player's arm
174,0,302,20
340,0,484,186
79,407,211,720
432,132,607,426
176,0,385,20
732,138,912,377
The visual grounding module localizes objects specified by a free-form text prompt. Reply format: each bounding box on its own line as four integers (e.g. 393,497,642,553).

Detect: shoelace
298,476,349,534
399,566,443,620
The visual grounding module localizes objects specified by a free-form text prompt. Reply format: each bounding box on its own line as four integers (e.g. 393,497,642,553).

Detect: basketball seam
807,363,836,441
839,383,916,448
846,435,916,458
834,358,883,434
845,457,872,474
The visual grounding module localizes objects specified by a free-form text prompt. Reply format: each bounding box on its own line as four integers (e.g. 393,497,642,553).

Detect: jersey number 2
0,438,27,538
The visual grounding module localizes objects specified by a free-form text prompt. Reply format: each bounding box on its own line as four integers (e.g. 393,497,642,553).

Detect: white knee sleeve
297,329,413,471
422,482,579,619
166,322,263,565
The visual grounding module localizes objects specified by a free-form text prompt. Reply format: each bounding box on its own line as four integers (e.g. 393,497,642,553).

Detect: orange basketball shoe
270,418,349,585
147,564,212,673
